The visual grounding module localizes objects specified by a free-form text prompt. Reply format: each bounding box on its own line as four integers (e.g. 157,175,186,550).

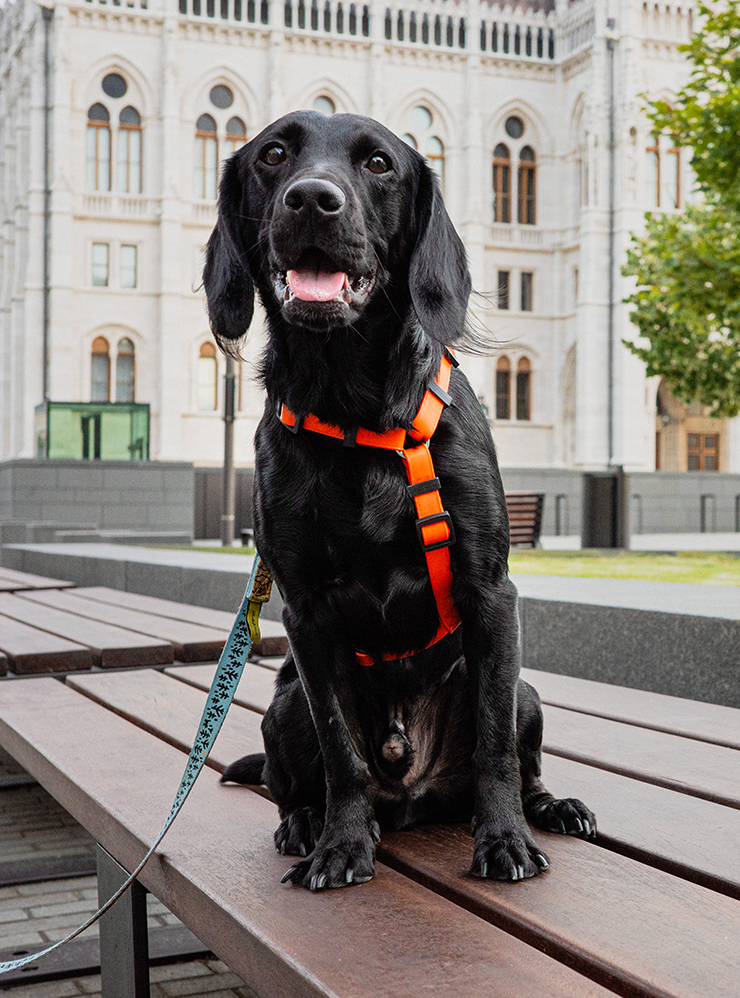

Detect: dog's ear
203,155,254,356
409,160,471,345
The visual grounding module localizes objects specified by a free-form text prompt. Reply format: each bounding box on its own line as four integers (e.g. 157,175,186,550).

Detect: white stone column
154,8,185,460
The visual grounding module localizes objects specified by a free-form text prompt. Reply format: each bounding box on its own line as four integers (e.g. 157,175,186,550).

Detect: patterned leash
0,555,274,977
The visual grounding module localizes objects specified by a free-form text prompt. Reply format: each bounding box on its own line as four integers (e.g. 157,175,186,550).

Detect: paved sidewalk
541,532,740,551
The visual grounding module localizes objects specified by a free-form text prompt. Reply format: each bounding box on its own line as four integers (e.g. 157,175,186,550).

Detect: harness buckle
415,511,456,552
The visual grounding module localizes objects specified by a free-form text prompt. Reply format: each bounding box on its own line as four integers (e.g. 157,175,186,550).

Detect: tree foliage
624,0,740,417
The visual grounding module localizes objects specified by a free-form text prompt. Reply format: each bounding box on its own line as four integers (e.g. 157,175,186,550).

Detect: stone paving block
76,974,102,994
0,905,29,923
150,961,215,983
0,979,83,998
0,928,46,948
28,899,96,919
17,876,96,896
161,975,246,996
234,988,261,998
44,923,99,943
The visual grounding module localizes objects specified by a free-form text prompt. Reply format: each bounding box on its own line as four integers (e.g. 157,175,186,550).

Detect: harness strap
279,350,461,666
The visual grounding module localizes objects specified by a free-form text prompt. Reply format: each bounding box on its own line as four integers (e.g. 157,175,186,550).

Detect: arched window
224,116,247,156
495,356,510,420
117,106,142,194
194,114,218,199
645,133,680,209
91,337,111,402
424,136,445,187
516,357,531,420
86,104,111,191
116,337,136,402
493,143,511,223
518,146,536,224
404,106,445,192
198,342,218,411
312,95,335,115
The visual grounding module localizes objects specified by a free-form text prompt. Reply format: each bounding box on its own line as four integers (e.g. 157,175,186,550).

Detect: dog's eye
261,145,286,166
366,153,392,175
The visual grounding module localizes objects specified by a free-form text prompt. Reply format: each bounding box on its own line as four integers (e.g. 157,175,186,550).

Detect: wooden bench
1,654,739,995
505,491,545,548
0,585,288,674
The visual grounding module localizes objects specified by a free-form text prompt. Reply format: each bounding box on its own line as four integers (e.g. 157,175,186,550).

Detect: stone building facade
1,0,734,471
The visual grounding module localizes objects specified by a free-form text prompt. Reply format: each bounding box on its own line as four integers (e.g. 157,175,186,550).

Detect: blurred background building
1,0,732,472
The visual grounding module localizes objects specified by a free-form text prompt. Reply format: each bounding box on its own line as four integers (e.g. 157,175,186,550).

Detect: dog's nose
283,179,346,215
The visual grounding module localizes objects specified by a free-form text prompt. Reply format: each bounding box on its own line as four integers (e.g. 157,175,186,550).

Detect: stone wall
0,460,195,533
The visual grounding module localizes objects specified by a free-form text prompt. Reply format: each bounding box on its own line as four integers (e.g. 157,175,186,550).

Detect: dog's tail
220,753,266,786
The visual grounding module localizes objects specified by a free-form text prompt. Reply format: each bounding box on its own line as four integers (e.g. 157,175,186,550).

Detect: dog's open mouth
274,249,375,312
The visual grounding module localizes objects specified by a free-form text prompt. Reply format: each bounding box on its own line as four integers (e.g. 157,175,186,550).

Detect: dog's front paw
274,807,324,856
280,819,380,891
526,796,597,839
471,821,550,882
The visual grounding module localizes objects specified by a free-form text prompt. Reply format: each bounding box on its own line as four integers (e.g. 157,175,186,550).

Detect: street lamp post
221,357,236,546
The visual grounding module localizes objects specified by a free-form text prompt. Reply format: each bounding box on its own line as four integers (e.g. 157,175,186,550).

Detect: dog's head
203,111,471,352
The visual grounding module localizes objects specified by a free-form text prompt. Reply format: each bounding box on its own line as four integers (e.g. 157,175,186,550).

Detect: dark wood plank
20,590,225,663
164,664,740,902
166,663,274,714
73,587,289,657
523,668,740,750
542,704,740,809
0,594,172,669
53,672,740,998
541,753,740,901
71,668,740,898
0,567,75,591
378,821,740,998
0,680,612,998
0,612,93,673
67,669,263,769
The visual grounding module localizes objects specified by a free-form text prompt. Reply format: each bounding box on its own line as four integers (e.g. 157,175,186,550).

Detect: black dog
205,110,595,891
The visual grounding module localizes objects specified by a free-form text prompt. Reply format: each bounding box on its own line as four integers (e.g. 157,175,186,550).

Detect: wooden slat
378,822,740,998
59,671,740,998
166,663,274,714
0,612,93,673
74,668,740,899
541,753,740,900
542,704,740,809
67,669,263,768
0,594,172,669
0,567,75,591
73,587,289,657
0,680,612,998
19,590,224,663
523,668,740,750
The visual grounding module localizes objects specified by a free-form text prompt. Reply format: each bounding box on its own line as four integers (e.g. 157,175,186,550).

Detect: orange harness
278,349,461,666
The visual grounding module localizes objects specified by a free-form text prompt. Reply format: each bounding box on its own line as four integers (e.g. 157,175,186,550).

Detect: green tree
623,0,740,417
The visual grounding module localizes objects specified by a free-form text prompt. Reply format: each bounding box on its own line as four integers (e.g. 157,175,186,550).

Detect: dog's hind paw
274,807,324,857
280,821,379,891
525,796,597,839
471,823,549,882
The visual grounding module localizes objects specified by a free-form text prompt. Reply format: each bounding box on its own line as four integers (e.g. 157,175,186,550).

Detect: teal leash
0,554,274,977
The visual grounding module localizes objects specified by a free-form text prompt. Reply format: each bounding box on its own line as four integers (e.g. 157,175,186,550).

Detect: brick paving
0,753,259,996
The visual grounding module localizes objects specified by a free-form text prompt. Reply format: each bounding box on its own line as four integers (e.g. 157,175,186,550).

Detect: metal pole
221,356,236,546
96,845,150,998
41,7,53,406
606,33,616,468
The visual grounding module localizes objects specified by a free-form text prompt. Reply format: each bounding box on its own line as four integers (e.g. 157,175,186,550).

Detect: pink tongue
288,266,346,302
